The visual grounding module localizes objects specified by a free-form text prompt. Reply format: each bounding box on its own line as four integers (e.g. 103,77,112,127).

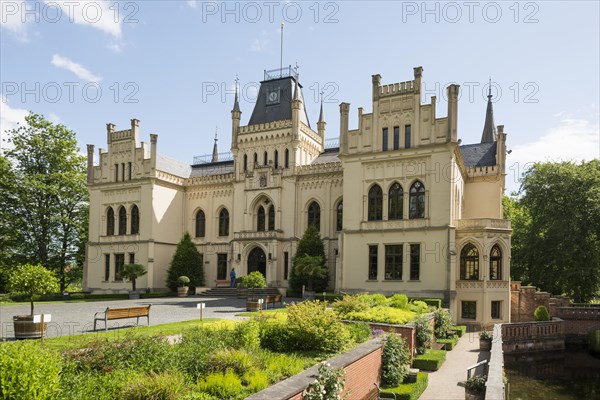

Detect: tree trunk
30,293,34,316
132,278,137,292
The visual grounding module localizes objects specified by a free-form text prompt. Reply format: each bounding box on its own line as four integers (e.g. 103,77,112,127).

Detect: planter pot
465,389,486,400
13,315,47,340
246,300,263,312
479,339,492,351
129,291,140,300
178,287,189,297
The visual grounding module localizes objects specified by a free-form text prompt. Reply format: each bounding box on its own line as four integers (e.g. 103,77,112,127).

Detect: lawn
236,307,288,317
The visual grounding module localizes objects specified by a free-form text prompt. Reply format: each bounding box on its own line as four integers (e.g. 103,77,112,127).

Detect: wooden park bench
264,294,283,309
93,305,151,332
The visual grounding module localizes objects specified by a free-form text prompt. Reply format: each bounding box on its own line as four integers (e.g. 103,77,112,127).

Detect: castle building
84,66,512,326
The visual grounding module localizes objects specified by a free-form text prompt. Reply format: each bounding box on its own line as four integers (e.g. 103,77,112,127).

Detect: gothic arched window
307,201,321,230
284,149,290,168
130,205,140,235
118,206,127,235
388,182,403,220
409,180,425,219
490,245,502,280
274,150,279,169
460,243,480,280
218,208,229,236
368,184,383,221
243,154,248,172
257,206,265,232
106,207,114,236
336,200,343,231
268,205,275,231
195,210,206,238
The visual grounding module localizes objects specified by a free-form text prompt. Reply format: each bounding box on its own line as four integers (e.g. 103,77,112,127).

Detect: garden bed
379,372,429,400
411,349,447,371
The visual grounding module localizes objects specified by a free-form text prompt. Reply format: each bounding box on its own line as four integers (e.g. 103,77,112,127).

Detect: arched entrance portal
247,247,267,278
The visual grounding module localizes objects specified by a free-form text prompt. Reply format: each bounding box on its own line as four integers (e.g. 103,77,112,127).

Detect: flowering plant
303,362,348,400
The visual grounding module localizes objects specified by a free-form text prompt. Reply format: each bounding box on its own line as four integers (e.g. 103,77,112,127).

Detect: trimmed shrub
534,305,551,321
197,370,244,399
166,233,205,292
450,325,467,337
360,293,389,307
240,272,266,289
346,321,372,344
0,340,62,400
381,334,411,386
409,298,442,309
436,336,459,351
388,294,409,309
412,350,446,371
433,308,452,339
380,372,428,400
121,371,188,400
343,307,415,325
408,300,429,314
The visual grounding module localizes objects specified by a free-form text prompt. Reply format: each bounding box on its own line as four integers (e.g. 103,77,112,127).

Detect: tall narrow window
217,253,227,280
460,243,479,280
388,183,404,220
368,245,378,280
307,201,321,231
393,126,400,150
114,164,119,181
368,184,383,221
491,301,502,319
382,128,388,151
257,206,266,231
284,251,289,280
263,151,268,165
336,200,343,231
121,163,125,181
268,205,275,231
129,253,135,265
462,301,476,320
405,125,411,148
243,154,248,172
128,162,132,180
195,210,206,238
490,245,502,280
130,205,140,234
274,150,279,169
115,253,125,281
219,208,229,236
285,149,290,168
410,244,420,280
106,207,115,236
409,181,425,219
118,206,127,235
104,254,110,281
385,245,402,280
253,153,258,166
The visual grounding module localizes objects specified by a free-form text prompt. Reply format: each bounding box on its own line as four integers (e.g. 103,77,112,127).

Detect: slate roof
156,154,192,178
248,77,311,128
459,142,497,168
190,160,235,177
311,147,340,164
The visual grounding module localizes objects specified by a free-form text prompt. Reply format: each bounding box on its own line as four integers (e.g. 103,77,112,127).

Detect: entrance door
247,247,267,278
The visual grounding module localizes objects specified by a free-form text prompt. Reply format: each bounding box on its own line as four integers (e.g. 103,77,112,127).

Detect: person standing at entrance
230,268,236,288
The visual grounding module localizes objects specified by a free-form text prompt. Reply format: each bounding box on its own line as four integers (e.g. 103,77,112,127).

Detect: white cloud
47,113,62,124
44,0,122,38
508,117,600,169
51,54,102,82
0,1,29,42
251,38,269,52
187,1,198,8
0,97,29,152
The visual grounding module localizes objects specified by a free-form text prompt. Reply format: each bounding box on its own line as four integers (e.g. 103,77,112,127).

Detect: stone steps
197,287,281,298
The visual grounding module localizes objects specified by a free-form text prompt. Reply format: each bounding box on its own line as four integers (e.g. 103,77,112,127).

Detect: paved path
419,332,489,400
0,296,252,340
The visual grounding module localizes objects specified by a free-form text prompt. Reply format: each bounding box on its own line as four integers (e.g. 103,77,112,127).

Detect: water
504,347,600,400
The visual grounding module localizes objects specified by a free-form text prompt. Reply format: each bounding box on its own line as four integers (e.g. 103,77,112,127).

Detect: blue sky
1,1,599,193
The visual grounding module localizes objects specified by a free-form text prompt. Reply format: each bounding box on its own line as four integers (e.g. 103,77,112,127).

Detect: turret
339,102,350,155
212,131,219,163
447,84,459,142
317,97,326,138
481,83,497,143
86,144,95,184
150,134,157,171
291,75,301,140
231,80,241,150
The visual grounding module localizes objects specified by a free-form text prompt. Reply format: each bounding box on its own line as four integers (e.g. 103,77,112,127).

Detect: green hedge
450,325,467,337
437,336,459,350
412,349,446,371
8,291,175,302
408,298,442,308
380,372,428,400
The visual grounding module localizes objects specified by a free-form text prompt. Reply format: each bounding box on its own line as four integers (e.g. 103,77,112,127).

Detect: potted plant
177,276,190,297
241,271,267,311
479,331,492,351
465,374,487,400
117,263,147,299
7,263,59,339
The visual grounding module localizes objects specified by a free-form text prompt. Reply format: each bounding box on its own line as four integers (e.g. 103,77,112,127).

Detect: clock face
267,88,280,105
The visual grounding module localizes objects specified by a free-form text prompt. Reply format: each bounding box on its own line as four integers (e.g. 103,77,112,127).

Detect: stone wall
510,281,569,322
501,319,565,354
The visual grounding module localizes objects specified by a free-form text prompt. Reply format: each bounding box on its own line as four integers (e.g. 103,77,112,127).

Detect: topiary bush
240,271,266,289
381,333,411,387
166,233,204,292
534,305,551,321
0,340,62,400
411,349,446,371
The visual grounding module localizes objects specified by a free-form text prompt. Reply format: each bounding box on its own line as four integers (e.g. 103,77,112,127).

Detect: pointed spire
211,128,219,163
481,78,497,143
318,91,324,123
232,75,240,112
293,63,300,101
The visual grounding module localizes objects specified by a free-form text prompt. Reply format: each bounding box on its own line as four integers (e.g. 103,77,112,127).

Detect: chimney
86,144,95,184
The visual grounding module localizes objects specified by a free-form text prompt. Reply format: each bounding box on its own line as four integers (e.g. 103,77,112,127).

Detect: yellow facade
84,67,511,326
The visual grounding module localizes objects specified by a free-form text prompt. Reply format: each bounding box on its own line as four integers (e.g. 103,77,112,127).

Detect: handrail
466,359,488,380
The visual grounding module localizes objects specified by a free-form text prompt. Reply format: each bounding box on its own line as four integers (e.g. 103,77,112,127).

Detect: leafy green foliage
118,263,147,292
436,337,459,350
6,263,59,315
121,371,188,400
380,372,428,400
450,325,467,337
177,276,191,287
409,298,442,308
388,294,409,309
381,334,411,386
293,255,327,291
465,375,487,393
197,370,244,399
343,307,415,325
240,271,266,289
411,349,446,371
207,349,254,375
433,308,452,339
0,340,62,400
0,113,88,291
331,294,368,314
231,321,260,350
506,161,600,302
345,322,372,344
414,316,433,355
408,300,429,314
290,226,328,292
303,362,347,400
166,233,204,291
534,305,551,321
